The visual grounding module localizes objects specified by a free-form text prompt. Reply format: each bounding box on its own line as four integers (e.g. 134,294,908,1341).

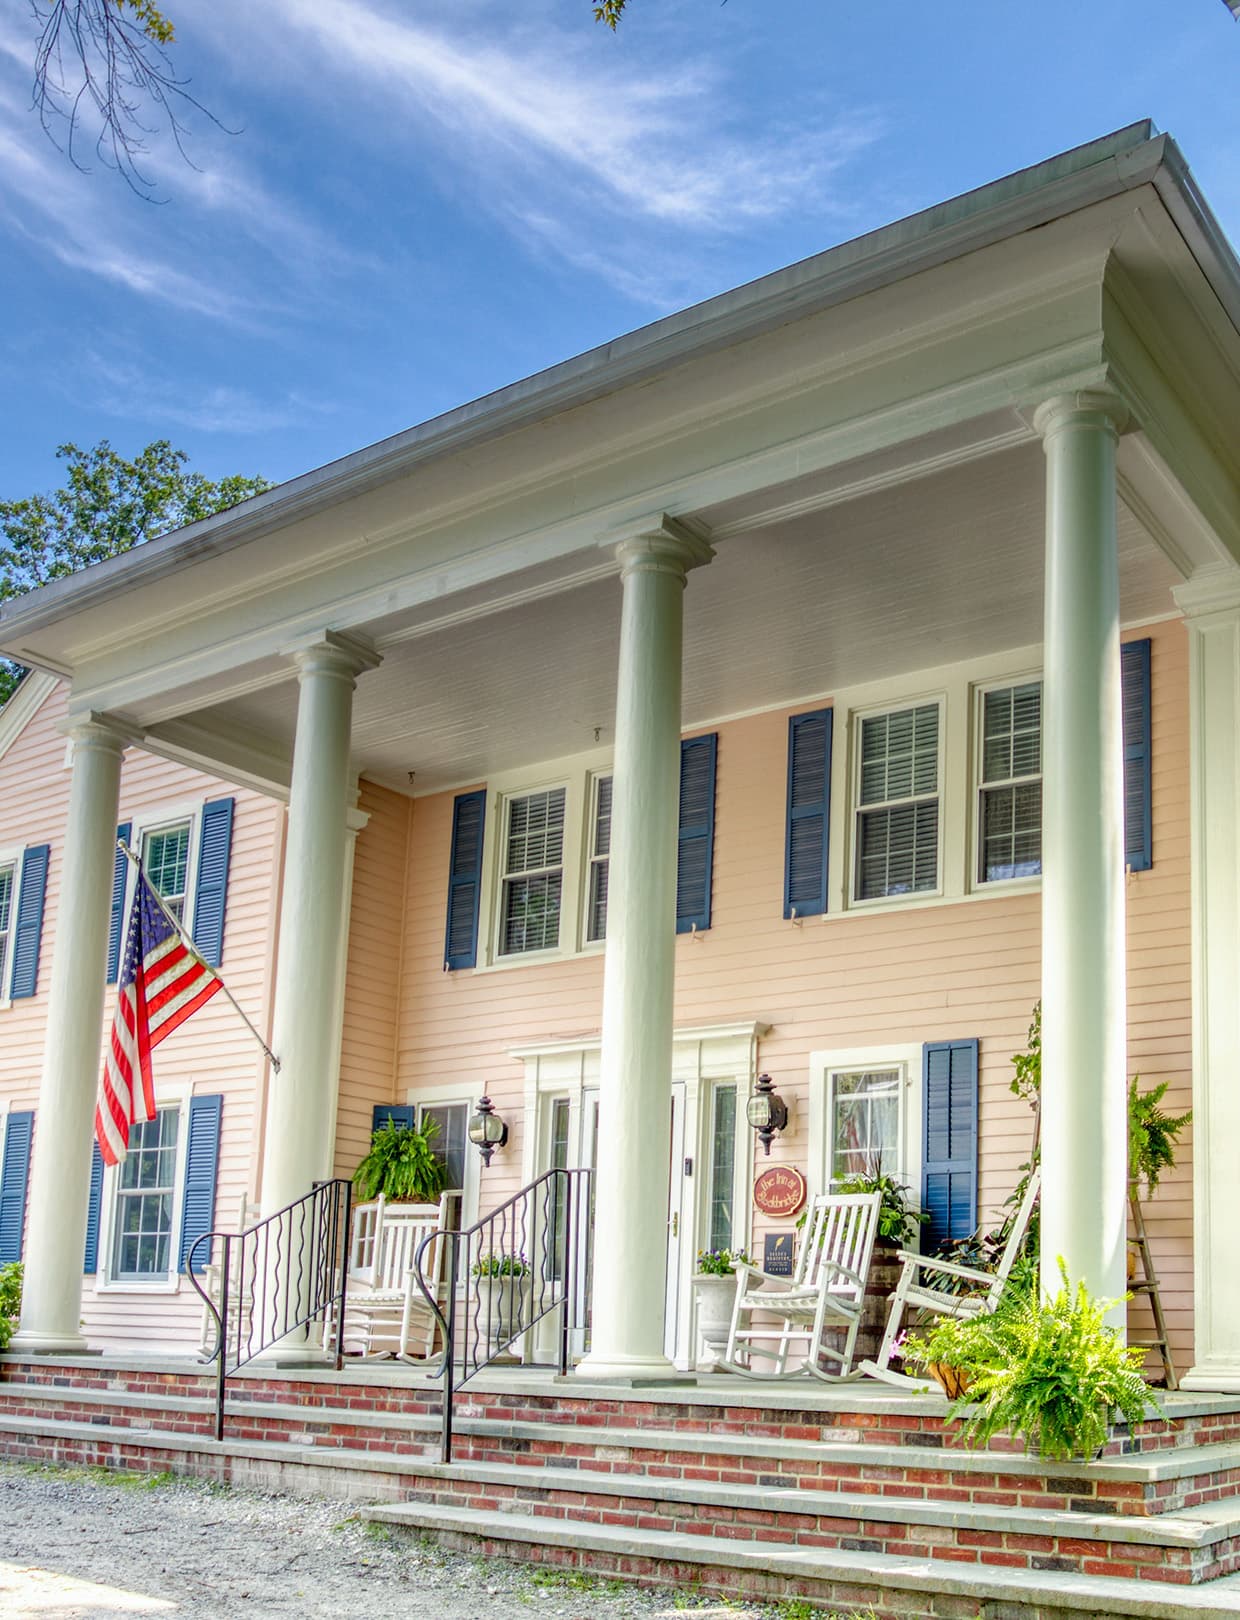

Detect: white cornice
509,1020,771,1061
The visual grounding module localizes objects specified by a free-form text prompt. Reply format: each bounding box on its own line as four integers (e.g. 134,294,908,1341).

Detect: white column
259,636,379,1223
1176,571,1240,1391
1034,391,1128,1316
13,720,125,1352
577,517,712,1381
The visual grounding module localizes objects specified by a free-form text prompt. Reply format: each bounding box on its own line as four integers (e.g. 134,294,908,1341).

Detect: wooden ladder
1127,1188,1177,1391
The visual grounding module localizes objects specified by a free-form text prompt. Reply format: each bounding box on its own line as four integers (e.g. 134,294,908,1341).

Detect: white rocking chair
335,1196,448,1361
721,1191,882,1380
197,1192,261,1358
859,1167,1041,1389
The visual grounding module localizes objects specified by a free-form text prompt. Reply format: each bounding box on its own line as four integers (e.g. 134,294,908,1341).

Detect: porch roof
3,121,1239,799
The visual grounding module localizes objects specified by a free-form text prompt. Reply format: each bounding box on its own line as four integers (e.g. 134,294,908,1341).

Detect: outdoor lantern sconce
468,1094,509,1168
746,1073,788,1156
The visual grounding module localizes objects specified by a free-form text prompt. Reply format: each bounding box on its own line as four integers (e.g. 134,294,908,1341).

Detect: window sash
500,789,566,955
828,1068,901,1188
707,1084,737,1254
0,863,13,993
143,822,192,925
585,775,612,943
420,1102,468,1194
977,681,1043,883
111,1107,181,1281
854,704,941,901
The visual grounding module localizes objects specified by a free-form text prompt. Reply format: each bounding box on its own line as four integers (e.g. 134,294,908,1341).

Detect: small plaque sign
753,1164,807,1218
763,1231,796,1277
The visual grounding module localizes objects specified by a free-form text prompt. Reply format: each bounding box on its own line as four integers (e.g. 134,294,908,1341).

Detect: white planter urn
473,1274,528,1360
692,1273,738,1372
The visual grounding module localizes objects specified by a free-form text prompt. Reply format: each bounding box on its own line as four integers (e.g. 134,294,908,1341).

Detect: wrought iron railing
187,1178,352,1441
412,1167,593,1462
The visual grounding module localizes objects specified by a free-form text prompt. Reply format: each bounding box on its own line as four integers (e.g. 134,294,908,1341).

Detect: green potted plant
471,1251,531,1354
352,1118,447,1205
838,1163,928,1248
692,1248,751,1371
909,1264,1157,1461
1128,1078,1192,1198
0,1261,22,1351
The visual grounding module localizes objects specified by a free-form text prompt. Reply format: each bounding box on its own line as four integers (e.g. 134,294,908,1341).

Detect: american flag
94,867,223,1167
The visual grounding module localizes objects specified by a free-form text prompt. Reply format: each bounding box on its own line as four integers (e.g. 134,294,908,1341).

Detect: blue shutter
922,1039,978,1250
191,798,235,969
676,734,717,934
372,1105,416,1134
107,822,132,984
784,709,832,919
1121,639,1152,873
83,1142,104,1274
0,1110,34,1263
444,790,486,970
9,844,49,1000
178,1094,223,1274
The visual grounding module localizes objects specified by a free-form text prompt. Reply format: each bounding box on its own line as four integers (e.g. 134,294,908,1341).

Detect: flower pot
692,1273,738,1372
927,1361,970,1400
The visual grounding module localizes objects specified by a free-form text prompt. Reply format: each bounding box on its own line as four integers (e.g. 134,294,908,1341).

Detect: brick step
411,1456,1240,1584
5,1377,1240,1518
363,1498,1240,1620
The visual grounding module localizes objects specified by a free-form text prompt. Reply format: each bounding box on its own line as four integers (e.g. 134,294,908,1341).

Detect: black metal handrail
412,1167,593,1462
187,1178,352,1441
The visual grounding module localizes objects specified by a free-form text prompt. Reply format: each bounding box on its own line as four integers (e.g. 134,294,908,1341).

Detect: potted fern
352,1118,447,1205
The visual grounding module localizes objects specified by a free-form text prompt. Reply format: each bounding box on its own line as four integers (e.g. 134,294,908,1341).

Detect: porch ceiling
187,436,1180,798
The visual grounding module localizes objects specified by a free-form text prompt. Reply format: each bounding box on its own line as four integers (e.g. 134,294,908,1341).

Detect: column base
574,1350,683,1382
9,1329,93,1356
1181,1363,1240,1395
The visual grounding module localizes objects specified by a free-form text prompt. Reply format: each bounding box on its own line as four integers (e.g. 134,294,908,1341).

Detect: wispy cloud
74,352,334,435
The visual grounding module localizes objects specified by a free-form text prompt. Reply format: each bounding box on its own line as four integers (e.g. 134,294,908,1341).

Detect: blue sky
0,0,1237,499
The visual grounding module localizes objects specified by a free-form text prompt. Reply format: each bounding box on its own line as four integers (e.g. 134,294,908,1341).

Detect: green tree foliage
0,440,270,706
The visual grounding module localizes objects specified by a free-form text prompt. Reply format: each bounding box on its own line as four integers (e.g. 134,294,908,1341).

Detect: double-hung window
111,1106,181,1281
827,1067,902,1188
498,788,566,956
0,862,14,994
584,775,612,944
854,702,941,901
143,821,193,925
977,680,1042,883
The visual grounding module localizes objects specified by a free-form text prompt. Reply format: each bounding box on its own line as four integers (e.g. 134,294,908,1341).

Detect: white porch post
258,635,379,1225
1034,391,1128,1315
577,517,712,1381
13,720,125,1352
1176,571,1240,1391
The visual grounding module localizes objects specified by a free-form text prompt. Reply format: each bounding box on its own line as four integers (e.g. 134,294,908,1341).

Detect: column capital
57,710,134,754
284,629,382,683
1032,390,1129,444
1173,564,1240,622
604,515,714,582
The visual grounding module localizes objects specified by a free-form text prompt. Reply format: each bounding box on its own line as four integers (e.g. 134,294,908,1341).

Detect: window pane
422,1103,468,1192
505,790,566,876
830,1069,900,1186
983,683,1041,784
857,801,939,899
112,1108,180,1280
982,781,1043,881
708,1085,736,1253
859,706,938,806
0,865,12,990
501,872,563,954
586,777,612,943
144,824,191,924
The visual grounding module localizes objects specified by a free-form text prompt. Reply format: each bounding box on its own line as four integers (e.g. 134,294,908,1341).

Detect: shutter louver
191,798,235,970
83,1142,104,1274
1121,639,1152,873
0,1110,34,1263
922,1039,978,1250
784,709,832,919
9,844,49,1000
676,734,717,934
178,1094,223,1274
444,790,486,970
107,823,132,984
372,1105,416,1134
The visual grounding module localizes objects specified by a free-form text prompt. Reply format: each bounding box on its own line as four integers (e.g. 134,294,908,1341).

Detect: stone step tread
421,1456,1240,1547
5,1383,1238,1486
363,1499,1240,1618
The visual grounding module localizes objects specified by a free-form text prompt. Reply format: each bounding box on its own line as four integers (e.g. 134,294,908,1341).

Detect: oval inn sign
753,1165,807,1218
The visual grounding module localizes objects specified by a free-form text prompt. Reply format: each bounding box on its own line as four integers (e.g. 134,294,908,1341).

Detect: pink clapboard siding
353,616,1193,1368
0,682,283,1350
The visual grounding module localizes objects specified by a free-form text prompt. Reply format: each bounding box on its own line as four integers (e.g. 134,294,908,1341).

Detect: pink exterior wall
367,616,1194,1369
0,683,283,1349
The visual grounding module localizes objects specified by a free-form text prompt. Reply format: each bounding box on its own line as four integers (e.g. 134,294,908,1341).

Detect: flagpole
117,841,282,1073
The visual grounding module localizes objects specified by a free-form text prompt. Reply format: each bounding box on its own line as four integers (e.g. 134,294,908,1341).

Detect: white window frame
849,694,946,907
408,1083,482,1231
971,671,1044,892
0,843,25,1007
582,770,613,949
808,1042,923,1210
123,800,205,940
94,1085,193,1295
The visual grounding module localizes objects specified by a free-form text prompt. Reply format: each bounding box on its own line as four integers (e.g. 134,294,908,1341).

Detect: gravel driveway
0,1463,855,1620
